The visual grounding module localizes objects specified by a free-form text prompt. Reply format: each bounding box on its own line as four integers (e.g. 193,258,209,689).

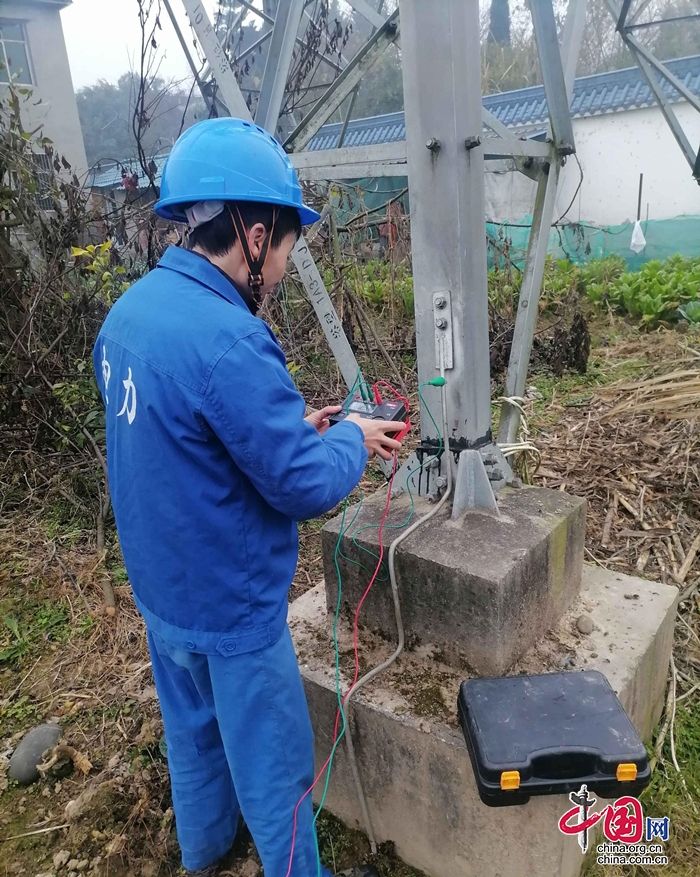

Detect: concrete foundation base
322,487,586,675
290,565,677,877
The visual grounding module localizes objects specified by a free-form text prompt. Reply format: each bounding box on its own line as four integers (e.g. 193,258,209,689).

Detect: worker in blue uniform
93,118,403,877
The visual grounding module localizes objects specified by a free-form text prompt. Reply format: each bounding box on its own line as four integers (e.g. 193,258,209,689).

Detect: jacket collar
157,246,258,314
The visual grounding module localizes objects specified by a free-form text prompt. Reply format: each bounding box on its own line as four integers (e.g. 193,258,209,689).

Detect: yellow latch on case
500,770,521,790
616,763,638,782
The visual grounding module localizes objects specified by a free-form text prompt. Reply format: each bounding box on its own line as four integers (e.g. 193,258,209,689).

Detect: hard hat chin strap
228,205,277,304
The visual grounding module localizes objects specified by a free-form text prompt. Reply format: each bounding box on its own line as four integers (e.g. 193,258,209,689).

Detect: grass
582,703,700,877
0,609,71,733
490,338,648,439
44,498,94,544
0,577,78,733
0,598,71,666
1,694,40,727
534,351,647,400
111,565,129,585
0,304,697,874
316,811,424,877
517,326,700,875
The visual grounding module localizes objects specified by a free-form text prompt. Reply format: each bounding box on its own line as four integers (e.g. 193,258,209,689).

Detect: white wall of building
1,1,87,177
485,102,700,227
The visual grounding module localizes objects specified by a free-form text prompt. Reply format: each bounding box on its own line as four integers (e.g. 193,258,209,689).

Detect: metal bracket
480,443,515,494
391,439,515,504
451,450,498,518
391,450,431,500
432,291,453,371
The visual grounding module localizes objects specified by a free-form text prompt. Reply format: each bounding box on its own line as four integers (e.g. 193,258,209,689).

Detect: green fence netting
330,176,699,268
487,213,700,269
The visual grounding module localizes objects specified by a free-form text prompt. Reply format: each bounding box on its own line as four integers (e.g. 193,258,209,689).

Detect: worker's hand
305,405,342,436
346,414,403,461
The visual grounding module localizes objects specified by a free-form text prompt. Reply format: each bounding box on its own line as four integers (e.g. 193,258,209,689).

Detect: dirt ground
0,317,698,877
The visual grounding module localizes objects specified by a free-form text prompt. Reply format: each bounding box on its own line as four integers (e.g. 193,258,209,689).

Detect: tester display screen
346,401,376,415
328,393,410,440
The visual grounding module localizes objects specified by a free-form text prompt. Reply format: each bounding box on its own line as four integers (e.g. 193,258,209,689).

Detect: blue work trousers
147,625,331,876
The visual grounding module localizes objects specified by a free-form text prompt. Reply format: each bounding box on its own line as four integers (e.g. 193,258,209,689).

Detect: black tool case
458,671,651,807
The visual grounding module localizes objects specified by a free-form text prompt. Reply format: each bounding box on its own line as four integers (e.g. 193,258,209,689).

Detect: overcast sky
61,0,223,90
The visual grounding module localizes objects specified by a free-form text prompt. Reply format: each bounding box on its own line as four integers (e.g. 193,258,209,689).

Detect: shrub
589,255,700,326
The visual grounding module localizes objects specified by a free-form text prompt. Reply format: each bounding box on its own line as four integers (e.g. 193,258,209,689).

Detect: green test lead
427,376,446,386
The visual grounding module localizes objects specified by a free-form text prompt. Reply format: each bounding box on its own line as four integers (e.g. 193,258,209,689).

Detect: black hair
187,201,302,257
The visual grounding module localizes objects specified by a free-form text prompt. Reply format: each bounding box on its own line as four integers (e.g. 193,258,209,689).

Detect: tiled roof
89,55,700,187
88,154,169,192
484,53,700,130
306,54,700,150
306,111,406,152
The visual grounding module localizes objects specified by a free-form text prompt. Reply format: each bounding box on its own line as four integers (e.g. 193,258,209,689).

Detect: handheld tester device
328,382,411,441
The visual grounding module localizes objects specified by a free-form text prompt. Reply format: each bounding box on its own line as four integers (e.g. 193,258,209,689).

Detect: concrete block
290,566,677,877
322,487,586,676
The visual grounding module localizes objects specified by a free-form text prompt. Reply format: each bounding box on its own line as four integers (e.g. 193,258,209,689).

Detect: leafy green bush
679,300,700,324
344,254,700,331
357,260,414,317
488,255,626,315
489,253,700,328
52,358,105,450
71,241,129,305
589,255,700,326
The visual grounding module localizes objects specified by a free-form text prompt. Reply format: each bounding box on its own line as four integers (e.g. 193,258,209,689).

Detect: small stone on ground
8,724,61,784
53,850,71,869
576,613,594,634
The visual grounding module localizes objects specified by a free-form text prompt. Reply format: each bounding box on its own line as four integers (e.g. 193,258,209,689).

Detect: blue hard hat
154,117,321,225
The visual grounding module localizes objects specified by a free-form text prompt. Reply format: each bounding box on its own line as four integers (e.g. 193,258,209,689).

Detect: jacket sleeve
200,330,368,521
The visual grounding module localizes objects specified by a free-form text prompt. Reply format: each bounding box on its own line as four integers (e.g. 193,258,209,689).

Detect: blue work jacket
93,246,367,656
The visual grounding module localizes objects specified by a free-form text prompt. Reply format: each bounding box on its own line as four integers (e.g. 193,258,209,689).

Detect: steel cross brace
344,0,387,32
163,0,218,116
283,9,401,153
628,13,700,30
617,0,634,30
227,0,341,75
497,161,562,446
624,34,700,115
530,0,576,155
175,1,373,405
337,0,387,149
626,48,697,176
210,0,344,77
628,0,654,25
255,0,306,135
200,7,243,82
292,141,408,180
605,0,700,178
498,0,587,446
178,1,251,117
481,108,545,181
